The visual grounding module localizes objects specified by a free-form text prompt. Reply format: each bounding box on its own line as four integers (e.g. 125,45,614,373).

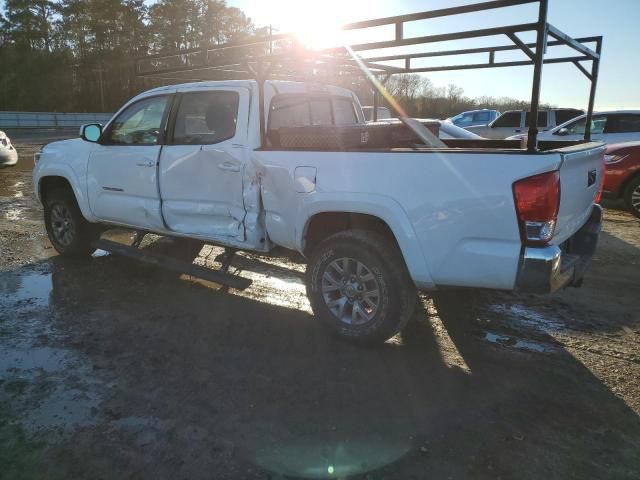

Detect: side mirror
556,127,569,136
80,123,102,143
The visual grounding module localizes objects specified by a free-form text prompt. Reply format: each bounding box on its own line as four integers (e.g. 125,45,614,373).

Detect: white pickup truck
33,80,604,344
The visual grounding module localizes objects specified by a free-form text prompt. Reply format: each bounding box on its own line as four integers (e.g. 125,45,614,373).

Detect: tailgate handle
588,169,597,187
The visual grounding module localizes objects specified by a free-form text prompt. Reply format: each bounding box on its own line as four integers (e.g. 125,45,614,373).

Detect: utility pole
93,65,106,112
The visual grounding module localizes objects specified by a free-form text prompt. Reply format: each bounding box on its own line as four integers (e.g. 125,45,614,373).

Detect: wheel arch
620,169,640,198
37,171,95,221
297,195,434,288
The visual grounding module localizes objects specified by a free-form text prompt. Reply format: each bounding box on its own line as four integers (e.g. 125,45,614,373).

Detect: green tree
3,0,57,50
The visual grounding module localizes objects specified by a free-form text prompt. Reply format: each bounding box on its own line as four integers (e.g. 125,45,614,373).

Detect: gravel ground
1,131,639,480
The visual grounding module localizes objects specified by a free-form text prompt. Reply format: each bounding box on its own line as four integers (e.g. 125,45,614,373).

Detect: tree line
0,0,546,117
0,0,263,112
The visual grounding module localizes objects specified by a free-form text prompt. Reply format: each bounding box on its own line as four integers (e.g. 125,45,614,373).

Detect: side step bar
93,239,252,291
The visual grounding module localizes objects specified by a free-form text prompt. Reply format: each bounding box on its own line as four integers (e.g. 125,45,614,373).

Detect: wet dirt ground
1,131,639,479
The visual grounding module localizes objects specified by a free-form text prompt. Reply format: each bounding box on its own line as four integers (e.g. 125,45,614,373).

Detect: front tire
44,189,99,258
623,176,640,218
306,230,416,345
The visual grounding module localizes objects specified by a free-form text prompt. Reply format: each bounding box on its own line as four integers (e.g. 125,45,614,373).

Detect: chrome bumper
516,204,602,294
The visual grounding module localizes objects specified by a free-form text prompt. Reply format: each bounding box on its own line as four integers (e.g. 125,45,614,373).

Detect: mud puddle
1,265,106,434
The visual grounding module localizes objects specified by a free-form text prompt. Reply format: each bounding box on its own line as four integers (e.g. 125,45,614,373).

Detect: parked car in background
601,142,640,218
507,111,640,145
448,109,500,128
466,108,584,139
0,130,18,167
362,106,392,121
437,120,483,139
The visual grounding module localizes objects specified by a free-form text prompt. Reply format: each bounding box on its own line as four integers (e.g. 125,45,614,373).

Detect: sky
228,0,640,110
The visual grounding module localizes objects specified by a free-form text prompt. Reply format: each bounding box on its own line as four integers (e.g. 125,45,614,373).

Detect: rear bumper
515,204,602,294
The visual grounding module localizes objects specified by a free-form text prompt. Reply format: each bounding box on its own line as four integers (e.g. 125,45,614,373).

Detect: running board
93,239,252,291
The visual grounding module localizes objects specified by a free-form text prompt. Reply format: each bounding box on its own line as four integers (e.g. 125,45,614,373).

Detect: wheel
44,189,99,258
623,176,640,218
306,230,417,345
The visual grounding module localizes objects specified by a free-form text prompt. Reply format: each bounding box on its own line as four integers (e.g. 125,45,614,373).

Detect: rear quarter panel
253,149,564,290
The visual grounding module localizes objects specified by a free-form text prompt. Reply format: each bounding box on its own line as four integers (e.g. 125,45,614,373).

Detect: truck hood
42,137,85,152
40,137,95,163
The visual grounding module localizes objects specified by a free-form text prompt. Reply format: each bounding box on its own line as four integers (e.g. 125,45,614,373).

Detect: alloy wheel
50,203,75,247
321,257,381,325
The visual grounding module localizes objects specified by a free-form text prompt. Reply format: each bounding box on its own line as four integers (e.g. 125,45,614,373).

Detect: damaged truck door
158,87,250,240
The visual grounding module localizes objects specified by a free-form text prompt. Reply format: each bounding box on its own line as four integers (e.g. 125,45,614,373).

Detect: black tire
44,189,99,258
623,176,640,218
306,229,417,345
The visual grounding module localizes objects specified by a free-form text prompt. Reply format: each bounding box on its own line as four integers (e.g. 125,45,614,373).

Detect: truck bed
253,141,605,291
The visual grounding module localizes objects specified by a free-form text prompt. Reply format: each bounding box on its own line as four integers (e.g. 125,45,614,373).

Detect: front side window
172,91,239,144
454,113,474,126
557,115,606,135
106,96,170,145
473,111,490,123
492,111,521,128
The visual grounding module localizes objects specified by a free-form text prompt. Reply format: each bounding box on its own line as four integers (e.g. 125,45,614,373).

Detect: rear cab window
268,94,362,131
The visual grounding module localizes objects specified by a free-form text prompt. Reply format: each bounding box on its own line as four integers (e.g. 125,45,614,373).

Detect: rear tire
623,176,640,218
44,189,99,258
306,230,416,345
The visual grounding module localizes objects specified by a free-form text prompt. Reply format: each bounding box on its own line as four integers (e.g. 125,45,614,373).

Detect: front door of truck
158,87,249,240
87,94,173,231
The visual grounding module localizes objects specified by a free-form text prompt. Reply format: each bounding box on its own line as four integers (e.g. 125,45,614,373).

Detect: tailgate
553,143,606,244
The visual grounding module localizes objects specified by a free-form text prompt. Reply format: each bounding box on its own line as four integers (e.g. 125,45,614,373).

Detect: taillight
595,152,606,204
513,170,560,246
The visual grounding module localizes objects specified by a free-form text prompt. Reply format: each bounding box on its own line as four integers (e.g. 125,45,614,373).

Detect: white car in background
0,130,18,167
437,120,483,139
507,110,640,144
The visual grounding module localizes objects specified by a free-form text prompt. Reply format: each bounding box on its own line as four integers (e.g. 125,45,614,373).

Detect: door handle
218,162,240,172
136,160,155,167
515,129,521,133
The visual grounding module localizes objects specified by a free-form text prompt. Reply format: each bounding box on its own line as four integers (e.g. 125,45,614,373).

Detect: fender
34,160,98,223
296,192,435,289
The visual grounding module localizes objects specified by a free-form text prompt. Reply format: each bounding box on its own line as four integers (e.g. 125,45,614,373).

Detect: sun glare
252,0,358,50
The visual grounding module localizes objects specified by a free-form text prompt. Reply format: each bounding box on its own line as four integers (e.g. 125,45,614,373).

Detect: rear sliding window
269,95,360,130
